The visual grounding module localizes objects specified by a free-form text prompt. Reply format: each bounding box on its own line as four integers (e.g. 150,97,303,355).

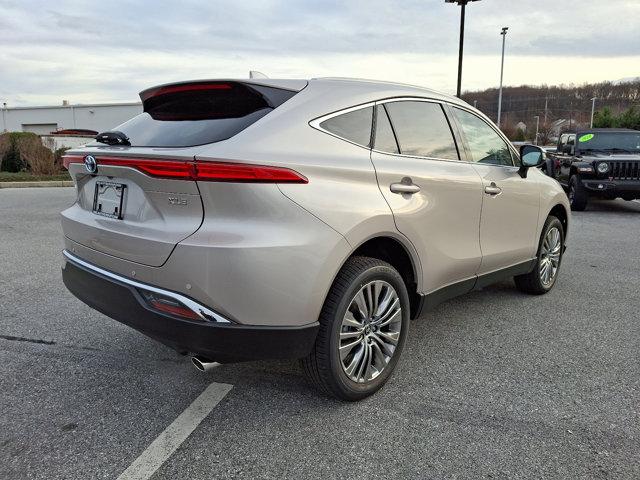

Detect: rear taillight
195,162,307,183
62,155,308,183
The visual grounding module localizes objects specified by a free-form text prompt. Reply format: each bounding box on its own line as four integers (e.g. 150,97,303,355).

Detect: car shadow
581,198,640,213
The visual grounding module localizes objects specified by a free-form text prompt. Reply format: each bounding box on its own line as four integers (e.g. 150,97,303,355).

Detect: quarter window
319,106,374,147
453,108,513,166
384,101,459,160
373,105,399,154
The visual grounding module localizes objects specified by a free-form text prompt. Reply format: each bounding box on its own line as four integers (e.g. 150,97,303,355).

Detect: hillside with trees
461,79,640,142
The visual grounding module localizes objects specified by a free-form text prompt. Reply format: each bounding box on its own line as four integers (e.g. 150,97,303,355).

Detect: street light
445,0,482,98
497,26,508,128
590,97,597,128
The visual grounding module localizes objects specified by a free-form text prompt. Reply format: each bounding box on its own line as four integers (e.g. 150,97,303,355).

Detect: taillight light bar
62,155,308,183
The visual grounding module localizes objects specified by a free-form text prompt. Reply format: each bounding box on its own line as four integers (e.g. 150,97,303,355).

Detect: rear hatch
61,80,303,267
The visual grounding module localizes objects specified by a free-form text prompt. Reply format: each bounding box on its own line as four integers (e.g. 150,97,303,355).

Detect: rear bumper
62,251,318,363
583,180,640,197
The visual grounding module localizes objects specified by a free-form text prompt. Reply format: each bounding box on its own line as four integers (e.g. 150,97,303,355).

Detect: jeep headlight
597,162,610,174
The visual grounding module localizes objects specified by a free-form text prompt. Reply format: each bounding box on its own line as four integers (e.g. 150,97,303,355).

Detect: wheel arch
569,161,592,178
548,203,569,237
340,235,422,319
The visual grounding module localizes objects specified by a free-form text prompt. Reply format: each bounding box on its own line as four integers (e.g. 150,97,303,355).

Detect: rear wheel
514,216,564,295
302,256,410,401
568,175,588,211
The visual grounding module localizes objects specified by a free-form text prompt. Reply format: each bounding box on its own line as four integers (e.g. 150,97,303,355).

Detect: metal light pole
497,26,508,128
445,0,481,98
534,115,540,145
590,97,597,128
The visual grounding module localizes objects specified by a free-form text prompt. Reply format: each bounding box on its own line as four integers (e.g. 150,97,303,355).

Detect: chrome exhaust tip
191,355,220,372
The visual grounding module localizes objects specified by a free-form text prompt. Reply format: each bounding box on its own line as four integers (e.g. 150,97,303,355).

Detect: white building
1,102,142,135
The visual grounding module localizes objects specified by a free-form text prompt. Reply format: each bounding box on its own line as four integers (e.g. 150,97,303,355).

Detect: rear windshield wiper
95,131,131,146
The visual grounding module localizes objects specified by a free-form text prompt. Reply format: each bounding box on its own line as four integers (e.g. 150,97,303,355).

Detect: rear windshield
103,82,298,147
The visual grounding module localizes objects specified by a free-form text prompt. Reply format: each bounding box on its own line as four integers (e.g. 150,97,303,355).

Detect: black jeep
545,128,640,210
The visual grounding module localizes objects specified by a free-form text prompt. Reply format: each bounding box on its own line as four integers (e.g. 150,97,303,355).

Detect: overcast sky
1,0,639,106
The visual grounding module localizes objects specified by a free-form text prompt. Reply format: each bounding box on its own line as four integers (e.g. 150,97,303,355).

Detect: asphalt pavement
1,187,639,479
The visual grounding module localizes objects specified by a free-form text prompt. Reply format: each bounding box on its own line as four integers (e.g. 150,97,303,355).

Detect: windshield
577,132,640,153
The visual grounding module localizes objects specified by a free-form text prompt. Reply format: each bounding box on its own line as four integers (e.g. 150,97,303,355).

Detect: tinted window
384,101,459,159
374,105,399,154
320,107,373,147
99,82,297,148
576,131,640,152
453,108,513,166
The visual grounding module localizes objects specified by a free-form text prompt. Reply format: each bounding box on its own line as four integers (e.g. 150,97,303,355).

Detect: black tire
568,175,588,211
514,216,564,295
301,256,410,401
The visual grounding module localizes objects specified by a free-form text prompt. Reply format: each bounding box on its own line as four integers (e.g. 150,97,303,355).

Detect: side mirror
519,145,545,178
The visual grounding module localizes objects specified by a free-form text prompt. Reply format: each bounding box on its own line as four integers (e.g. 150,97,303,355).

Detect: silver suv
61,78,569,400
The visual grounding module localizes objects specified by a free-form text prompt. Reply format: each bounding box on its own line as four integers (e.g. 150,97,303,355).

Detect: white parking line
116,382,233,480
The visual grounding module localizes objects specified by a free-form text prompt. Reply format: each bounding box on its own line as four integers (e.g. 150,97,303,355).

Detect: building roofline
2,102,141,111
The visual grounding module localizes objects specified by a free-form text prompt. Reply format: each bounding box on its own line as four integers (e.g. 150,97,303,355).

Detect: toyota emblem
84,155,97,174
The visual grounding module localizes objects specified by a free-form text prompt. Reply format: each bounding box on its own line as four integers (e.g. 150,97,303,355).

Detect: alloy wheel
338,280,402,383
539,226,561,286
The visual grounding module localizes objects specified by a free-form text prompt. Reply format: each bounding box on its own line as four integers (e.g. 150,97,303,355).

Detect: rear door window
319,106,374,147
103,82,298,147
384,101,459,160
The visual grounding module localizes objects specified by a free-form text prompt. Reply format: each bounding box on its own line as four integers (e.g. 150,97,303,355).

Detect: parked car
545,128,640,210
61,78,570,400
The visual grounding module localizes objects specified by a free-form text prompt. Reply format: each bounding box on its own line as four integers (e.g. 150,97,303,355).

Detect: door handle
484,182,502,196
390,177,420,194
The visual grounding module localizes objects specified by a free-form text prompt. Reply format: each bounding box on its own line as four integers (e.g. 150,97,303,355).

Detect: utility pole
445,0,482,98
544,96,548,124
569,102,573,131
497,26,508,128
590,97,597,128
473,100,478,109
534,115,540,145
1,102,6,132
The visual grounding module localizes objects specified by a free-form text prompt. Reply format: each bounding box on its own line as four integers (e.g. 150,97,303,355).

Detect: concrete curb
0,181,74,189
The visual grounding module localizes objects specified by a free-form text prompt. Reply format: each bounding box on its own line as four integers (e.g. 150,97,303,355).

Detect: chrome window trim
309,101,377,150
63,250,232,324
310,95,521,169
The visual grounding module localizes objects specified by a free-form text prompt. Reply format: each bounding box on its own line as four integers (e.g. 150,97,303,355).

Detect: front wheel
514,215,564,295
568,175,588,211
301,256,410,401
